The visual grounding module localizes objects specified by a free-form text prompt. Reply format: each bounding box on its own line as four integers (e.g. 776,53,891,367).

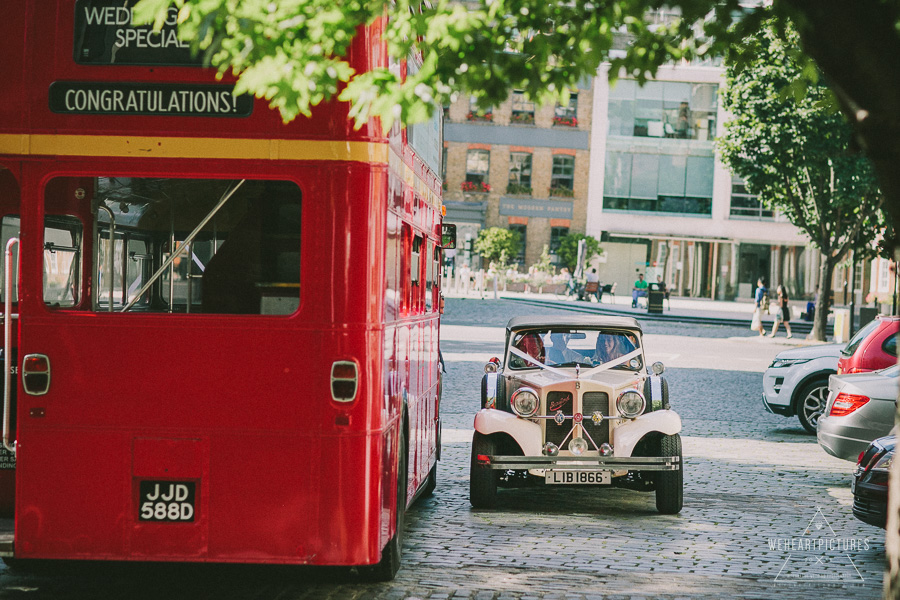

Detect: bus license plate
138,481,196,522
545,471,610,485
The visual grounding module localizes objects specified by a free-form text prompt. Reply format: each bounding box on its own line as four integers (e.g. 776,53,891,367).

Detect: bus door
0,171,87,520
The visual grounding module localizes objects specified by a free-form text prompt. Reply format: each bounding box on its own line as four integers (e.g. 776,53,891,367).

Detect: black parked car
852,434,894,528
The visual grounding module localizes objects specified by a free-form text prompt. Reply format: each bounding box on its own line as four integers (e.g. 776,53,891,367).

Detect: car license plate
138,480,196,522
545,471,611,485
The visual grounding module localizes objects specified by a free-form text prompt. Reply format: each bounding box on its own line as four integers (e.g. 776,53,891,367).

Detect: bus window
425,242,433,311
411,235,421,285
45,177,301,315
1,215,82,307
43,216,82,307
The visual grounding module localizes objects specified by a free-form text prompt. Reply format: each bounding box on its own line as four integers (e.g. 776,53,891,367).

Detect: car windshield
508,328,642,371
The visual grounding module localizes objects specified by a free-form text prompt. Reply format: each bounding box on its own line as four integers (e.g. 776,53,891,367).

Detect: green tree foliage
717,21,885,341
556,233,601,274
131,1,900,242
132,0,755,129
474,227,521,265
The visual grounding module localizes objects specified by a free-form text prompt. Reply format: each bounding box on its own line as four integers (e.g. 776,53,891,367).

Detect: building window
603,151,713,215
441,147,447,189
550,155,575,197
550,227,569,254
511,91,535,124
608,80,717,141
464,149,491,192
729,176,773,219
509,224,527,265
553,94,578,127
467,97,493,122
507,153,532,195
879,260,891,291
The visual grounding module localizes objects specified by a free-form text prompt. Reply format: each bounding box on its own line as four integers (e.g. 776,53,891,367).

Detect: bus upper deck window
45,177,301,316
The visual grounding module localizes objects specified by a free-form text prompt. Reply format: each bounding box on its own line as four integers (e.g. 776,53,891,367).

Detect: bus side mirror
441,224,457,250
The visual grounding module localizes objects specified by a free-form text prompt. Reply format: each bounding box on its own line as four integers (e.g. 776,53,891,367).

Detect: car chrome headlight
769,357,811,369
511,387,540,417
616,389,645,418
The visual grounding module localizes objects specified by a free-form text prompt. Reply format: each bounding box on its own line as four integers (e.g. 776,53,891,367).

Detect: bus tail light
331,361,358,402
830,393,869,417
22,354,51,396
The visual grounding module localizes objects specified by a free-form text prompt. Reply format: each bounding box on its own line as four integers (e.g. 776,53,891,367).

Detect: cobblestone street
0,298,886,599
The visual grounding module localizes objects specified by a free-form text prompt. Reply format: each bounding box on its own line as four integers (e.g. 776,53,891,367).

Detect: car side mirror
651,361,665,375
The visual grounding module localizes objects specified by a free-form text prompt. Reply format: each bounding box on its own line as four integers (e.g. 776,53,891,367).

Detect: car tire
469,432,498,508
655,434,683,515
359,430,406,581
795,377,830,434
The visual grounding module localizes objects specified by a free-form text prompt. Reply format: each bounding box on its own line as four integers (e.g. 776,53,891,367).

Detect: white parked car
470,316,683,514
762,343,842,433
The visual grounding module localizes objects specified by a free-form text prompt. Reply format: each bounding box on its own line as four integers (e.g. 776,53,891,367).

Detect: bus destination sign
49,81,254,118
74,0,201,66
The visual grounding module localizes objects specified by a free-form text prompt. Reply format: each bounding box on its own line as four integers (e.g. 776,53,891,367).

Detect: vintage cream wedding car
470,315,683,513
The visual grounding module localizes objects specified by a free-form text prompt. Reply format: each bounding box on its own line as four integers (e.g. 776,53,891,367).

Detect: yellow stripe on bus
0,134,389,164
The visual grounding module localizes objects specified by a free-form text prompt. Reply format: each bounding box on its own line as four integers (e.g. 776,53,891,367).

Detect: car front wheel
796,377,829,434
469,432,498,508
655,434,683,515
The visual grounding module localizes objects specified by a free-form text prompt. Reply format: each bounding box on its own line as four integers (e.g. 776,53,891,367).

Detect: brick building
442,82,594,269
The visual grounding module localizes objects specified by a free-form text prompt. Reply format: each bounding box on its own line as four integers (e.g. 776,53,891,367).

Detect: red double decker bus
0,1,447,580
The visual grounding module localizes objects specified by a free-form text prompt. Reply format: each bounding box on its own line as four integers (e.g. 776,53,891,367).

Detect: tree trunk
810,254,834,342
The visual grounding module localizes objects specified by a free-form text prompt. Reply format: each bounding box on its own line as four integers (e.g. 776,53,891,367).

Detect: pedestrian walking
769,284,793,338
751,278,767,336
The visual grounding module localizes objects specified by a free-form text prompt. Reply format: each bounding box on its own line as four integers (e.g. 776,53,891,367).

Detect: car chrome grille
582,392,610,446
543,391,610,449
545,391,573,447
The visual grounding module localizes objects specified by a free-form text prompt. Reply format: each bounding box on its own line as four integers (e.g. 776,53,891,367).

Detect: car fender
613,410,682,457
473,408,543,456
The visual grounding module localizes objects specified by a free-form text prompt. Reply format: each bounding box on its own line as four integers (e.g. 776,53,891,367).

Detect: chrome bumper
477,455,680,471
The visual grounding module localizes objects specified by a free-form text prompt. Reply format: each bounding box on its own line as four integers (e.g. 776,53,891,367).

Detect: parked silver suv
762,343,842,433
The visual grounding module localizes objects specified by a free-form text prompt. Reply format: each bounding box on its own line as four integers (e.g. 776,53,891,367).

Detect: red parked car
837,315,900,374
